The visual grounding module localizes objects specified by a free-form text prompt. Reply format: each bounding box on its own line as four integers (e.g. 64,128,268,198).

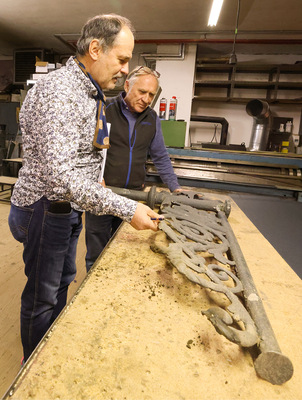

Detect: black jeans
85,212,122,272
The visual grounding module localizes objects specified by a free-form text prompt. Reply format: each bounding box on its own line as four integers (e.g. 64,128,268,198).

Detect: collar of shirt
72,57,109,149
66,57,99,100
73,57,105,102
119,92,139,136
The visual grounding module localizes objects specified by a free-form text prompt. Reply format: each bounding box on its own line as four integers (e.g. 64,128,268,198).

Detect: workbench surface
4,192,302,400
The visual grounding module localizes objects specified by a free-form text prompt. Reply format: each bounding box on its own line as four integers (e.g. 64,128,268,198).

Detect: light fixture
208,0,224,27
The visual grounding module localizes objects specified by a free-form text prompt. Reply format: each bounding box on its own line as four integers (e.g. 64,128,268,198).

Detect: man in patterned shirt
8,14,161,363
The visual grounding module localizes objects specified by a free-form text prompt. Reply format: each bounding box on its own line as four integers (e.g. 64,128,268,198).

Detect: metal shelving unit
193,62,302,104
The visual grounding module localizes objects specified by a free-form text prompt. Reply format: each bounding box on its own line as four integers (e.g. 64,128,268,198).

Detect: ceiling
1,0,302,58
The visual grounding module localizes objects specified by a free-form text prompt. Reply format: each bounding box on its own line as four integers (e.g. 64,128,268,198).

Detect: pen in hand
150,217,164,221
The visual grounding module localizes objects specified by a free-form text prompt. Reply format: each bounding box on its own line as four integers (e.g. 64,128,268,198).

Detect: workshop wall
146,47,302,148
191,101,302,147
0,60,13,91
1,47,302,149
154,44,196,146
191,54,302,147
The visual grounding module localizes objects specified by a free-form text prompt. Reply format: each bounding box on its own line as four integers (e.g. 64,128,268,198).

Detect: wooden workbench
4,192,302,400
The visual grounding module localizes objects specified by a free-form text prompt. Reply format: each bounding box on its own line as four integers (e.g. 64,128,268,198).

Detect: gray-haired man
85,66,182,271
9,15,161,363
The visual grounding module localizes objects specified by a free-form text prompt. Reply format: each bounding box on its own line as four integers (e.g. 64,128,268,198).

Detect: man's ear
124,80,130,93
89,39,103,61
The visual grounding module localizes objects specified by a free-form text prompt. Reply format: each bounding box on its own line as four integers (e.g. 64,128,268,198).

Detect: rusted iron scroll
110,187,294,385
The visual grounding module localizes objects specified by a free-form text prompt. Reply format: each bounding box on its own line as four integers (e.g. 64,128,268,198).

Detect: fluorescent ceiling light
208,0,224,26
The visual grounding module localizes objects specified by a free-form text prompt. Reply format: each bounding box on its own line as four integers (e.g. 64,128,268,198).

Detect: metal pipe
218,211,294,385
141,43,185,62
135,38,302,45
191,115,229,145
108,186,231,216
55,35,302,54
298,108,302,147
246,99,271,151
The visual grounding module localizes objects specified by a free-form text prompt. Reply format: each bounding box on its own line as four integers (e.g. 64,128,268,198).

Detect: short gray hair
127,66,160,88
76,14,135,56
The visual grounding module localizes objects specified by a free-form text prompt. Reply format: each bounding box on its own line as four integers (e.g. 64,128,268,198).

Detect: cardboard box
11,94,21,102
161,120,186,148
35,60,48,73
35,65,48,73
31,73,46,80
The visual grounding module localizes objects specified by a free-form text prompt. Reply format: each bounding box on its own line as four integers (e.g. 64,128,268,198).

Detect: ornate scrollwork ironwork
151,200,259,348
109,186,293,384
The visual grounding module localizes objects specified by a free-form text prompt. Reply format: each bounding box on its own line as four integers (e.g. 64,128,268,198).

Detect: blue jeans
85,213,122,272
8,197,82,361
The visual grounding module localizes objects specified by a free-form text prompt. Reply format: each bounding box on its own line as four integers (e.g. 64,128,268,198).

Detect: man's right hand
130,202,163,232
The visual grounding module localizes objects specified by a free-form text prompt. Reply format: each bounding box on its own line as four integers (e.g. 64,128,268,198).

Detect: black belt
49,201,71,214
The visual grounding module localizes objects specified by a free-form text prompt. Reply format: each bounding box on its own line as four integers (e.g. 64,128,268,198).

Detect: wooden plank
2,159,23,163
0,176,17,185
3,192,302,400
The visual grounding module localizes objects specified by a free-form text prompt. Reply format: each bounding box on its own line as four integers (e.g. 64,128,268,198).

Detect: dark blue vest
104,94,157,189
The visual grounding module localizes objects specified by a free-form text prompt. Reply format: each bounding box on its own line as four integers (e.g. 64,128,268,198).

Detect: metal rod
218,211,293,384
108,186,231,216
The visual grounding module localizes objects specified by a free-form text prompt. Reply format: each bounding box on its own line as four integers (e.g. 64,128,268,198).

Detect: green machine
161,120,186,148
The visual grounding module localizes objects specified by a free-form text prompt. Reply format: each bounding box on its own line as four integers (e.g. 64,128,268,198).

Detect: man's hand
173,187,203,198
173,187,191,193
130,202,163,232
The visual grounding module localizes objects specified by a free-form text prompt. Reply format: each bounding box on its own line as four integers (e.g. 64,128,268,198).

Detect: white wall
191,54,302,147
191,102,302,147
143,49,302,147
153,44,197,147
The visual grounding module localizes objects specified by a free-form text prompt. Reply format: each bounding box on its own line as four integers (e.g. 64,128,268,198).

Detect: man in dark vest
85,66,182,271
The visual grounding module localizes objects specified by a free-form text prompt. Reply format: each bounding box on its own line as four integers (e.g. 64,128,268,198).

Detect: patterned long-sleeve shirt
11,57,137,222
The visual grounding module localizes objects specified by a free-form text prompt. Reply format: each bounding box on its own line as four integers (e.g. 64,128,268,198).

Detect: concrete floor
229,192,302,279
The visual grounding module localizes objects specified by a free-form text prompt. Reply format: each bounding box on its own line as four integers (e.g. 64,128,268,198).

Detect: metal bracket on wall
109,186,294,385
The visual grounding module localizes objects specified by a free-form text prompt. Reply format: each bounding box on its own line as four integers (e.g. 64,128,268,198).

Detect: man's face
91,26,134,90
124,74,159,113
